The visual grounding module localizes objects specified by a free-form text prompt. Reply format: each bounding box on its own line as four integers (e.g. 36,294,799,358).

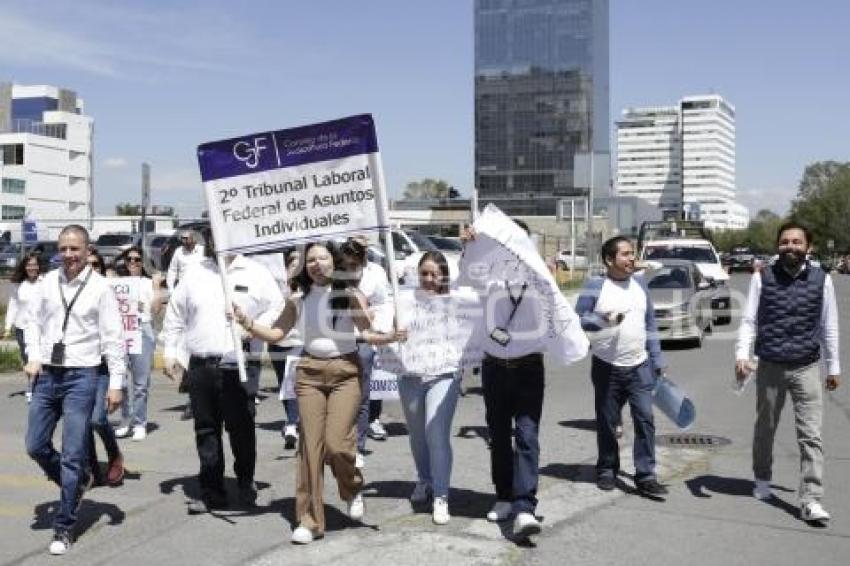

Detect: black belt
484,352,543,369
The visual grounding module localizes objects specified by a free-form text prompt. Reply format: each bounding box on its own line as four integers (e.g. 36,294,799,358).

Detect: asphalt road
0,273,848,565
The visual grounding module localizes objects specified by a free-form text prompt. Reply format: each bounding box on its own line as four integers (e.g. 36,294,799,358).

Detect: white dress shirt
25,265,126,389
161,256,284,368
5,278,42,331
166,244,206,289
736,266,841,375
482,281,546,359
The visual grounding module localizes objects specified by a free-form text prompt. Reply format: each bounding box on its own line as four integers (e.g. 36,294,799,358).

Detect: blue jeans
14,326,32,397
26,366,98,534
269,344,300,426
356,343,380,452
591,356,657,483
482,354,544,514
90,364,120,463
123,322,155,427
398,373,461,498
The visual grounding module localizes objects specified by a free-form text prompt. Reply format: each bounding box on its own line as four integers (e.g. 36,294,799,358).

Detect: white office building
615,94,748,230
0,83,93,240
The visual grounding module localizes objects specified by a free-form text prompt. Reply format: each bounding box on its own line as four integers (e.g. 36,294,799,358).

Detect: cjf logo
233,137,269,169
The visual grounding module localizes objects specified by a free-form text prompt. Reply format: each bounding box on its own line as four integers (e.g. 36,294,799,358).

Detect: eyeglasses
127,256,142,263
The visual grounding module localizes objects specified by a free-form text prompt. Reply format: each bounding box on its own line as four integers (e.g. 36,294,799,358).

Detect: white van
641,238,731,324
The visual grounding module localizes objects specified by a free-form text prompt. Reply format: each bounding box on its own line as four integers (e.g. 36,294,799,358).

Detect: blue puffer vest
755,261,825,365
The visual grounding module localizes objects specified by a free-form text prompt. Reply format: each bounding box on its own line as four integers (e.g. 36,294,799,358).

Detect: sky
2,0,848,218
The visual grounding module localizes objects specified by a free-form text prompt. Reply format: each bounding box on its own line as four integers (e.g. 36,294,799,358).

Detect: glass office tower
475,0,609,215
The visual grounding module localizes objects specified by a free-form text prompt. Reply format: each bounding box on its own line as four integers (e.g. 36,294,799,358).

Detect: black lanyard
58,268,93,342
503,281,528,328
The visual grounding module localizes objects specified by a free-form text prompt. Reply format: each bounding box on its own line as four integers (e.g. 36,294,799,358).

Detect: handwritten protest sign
458,204,589,366
196,114,390,254
369,368,399,401
376,288,483,377
108,278,141,355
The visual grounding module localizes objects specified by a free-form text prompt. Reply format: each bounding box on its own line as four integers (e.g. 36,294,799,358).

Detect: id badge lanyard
502,281,528,329
58,268,93,344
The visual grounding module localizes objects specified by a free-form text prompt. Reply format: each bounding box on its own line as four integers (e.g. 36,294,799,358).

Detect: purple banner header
197,114,379,182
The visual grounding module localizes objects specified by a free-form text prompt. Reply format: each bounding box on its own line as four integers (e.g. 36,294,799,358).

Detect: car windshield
645,245,716,263
96,234,134,246
405,231,439,251
429,236,463,252
648,267,692,289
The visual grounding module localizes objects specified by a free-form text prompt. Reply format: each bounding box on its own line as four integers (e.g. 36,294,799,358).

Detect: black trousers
482,353,545,514
188,359,256,499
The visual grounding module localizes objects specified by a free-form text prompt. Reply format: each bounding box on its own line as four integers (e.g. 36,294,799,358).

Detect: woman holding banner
397,251,462,525
234,241,403,545
113,246,160,441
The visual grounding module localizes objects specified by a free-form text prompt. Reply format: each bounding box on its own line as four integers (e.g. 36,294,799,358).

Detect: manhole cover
656,433,731,448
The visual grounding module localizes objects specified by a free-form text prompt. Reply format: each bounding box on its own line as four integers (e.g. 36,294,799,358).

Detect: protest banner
458,204,589,366
196,114,391,254
108,278,141,355
368,367,399,401
376,288,484,377
196,114,401,382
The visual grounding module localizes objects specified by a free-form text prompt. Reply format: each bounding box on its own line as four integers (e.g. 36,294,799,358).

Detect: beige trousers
295,353,364,534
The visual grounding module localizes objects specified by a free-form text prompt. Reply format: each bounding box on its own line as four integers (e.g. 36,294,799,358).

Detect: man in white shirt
575,236,668,497
161,229,283,514
735,222,840,524
166,229,205,290
23,225,125,556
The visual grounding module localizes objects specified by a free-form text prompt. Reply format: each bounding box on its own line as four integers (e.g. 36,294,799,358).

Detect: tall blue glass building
475,0,609,215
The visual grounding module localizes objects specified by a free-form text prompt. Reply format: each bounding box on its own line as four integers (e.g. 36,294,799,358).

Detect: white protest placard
108,278,141,355
458,204,589,367
196,114,390,254
369,367,399,401
376,288,484,377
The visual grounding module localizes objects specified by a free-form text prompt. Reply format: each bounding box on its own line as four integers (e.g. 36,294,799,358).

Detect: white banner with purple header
197,114,388,254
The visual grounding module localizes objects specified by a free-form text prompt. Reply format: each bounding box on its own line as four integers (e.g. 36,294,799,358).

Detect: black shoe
188,493,228,514
238,481,258,506
180,404,193,421
597,476,616,491
636,479,668,496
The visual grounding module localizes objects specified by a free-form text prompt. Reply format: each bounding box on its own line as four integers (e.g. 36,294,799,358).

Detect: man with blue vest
736,222,840,524
575,236,668,496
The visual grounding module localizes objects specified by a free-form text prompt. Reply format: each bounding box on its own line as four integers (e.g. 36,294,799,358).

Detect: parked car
427,235,464,257
384,229,460,286
641,238,731,324
727,246,755,273
95,232,140,265
555,249,588,271
0,242,22,273
646,260,714,347
28,241,61,272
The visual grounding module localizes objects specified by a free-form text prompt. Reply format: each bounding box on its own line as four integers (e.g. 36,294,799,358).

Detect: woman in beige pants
234,241,402,544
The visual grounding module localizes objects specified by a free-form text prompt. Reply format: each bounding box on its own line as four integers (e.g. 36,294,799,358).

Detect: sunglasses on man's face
127,256,142,263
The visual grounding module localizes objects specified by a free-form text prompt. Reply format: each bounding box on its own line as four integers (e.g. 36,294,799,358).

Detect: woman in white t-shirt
234,241,403,545
3,252,43,402
113,246,161,441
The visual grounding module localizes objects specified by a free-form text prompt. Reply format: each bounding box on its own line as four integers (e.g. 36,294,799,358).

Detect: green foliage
797,161,850,200
116,203,143,216
791,164,850,253
710,209,785,254
0,346,22,372
402,178,457,200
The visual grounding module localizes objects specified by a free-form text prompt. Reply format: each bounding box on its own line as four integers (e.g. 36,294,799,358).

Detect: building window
1,144,24,165
1,178,26,194
1,205,26,220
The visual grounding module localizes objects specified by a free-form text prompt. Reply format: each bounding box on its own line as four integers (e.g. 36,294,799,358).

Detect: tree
791,166,850,253
797,161,850,199
402,178,457,200
115,203,142,216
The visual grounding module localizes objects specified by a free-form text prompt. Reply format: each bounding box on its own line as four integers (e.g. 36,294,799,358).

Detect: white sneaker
25,391,32,404
115,426,131,438
290,526,315,544
513,512,542,538
348,493,365,520
49,532,71,555
355,452,365,469
368,419,387,440
753,479,773,501
409,481,432,504
486,500,513,522
432,496,450,525
801,501,831,522
131,426,147,441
